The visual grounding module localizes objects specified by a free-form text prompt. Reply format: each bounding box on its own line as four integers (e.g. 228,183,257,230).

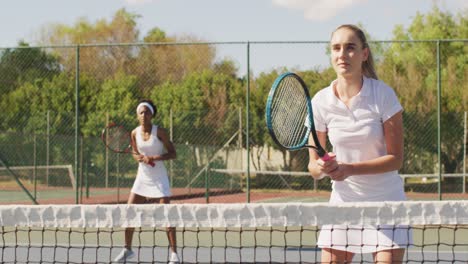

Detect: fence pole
85,160,89,198
46,110,50,186
463,111,467,193
75,45,81,204
238,106,243,189
33,134,37,200
239,107,243,150
205,163,210,203
117,153,120,203
80,136,84,204
246,42,251,203
170,108,173,187
436,41,442,201
105,112,109,188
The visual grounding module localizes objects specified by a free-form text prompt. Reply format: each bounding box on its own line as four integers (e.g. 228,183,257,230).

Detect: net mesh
1,201,467,263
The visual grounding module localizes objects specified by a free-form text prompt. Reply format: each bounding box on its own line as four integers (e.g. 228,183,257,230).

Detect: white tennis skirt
131,162,171,198
317,224,413,253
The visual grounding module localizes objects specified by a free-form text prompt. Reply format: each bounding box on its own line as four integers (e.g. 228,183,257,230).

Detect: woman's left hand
327,163,352,181
140,155,153,164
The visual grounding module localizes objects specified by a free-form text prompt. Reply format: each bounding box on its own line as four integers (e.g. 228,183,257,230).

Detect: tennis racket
101,122,155,167
265,72,330,161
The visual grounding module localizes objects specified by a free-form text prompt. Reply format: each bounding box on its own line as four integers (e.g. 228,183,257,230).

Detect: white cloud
272,0,368,21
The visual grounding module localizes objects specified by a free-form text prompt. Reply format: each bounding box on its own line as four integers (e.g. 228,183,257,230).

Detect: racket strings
276,78,305,142
271,76,309,148
106,126,131,152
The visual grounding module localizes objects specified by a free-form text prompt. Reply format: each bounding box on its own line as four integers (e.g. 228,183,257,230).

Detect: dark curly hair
138,99,157,116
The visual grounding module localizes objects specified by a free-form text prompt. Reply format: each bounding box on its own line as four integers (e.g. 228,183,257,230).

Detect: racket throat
305,145,327,157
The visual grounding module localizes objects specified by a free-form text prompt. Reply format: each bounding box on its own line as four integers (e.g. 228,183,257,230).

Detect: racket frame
101,122,155,167
266,72,327,157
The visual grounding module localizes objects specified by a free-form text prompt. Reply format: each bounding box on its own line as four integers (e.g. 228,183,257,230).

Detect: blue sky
1,0,466,74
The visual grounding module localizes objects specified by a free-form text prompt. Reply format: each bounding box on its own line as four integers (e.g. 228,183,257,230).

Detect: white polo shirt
311,76,405,202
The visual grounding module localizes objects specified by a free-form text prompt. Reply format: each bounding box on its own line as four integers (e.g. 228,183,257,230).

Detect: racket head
101,123,133,154
266,72,315,151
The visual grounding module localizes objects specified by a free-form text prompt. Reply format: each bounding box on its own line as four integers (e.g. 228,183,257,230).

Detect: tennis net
1,201,467,263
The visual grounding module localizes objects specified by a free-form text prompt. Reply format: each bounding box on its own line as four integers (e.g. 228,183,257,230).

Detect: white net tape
1,201,467,228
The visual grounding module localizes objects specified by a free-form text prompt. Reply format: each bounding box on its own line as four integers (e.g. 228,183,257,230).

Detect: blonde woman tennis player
308,24,411,263
114,99,179,264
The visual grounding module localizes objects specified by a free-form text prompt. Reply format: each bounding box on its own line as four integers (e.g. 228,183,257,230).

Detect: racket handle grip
320,153,331,161
315,153,331,179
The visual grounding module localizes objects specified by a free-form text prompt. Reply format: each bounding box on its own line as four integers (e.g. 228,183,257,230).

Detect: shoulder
363,77,400,107
131,126,140,136
365,77,403,117
156,126,169,138
365,77,396,96
311,81,334,105
312,81,336,111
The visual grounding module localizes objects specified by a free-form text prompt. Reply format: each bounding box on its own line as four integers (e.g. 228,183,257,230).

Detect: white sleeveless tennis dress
131,125,171,198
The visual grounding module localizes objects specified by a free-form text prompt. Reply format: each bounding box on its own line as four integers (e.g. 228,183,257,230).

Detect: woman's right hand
308,152,337,179
136,154,144,162
318,152,338,173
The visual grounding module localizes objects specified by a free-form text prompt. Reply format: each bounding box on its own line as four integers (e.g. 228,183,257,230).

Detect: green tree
0,70,76,164
150,69,242,145
85,71,142,135
146,69,243,186
378,6,467,174
39,8,141,81
134,29,217,92
0,41,60,95
380,6,467,112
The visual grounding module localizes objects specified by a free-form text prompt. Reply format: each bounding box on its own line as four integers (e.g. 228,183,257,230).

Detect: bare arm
307,131,334,179
130,129,143,162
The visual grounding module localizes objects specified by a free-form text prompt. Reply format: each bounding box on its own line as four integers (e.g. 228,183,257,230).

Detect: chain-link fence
0,40,466,204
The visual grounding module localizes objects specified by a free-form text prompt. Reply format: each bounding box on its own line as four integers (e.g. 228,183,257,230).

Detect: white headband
136,102,155,115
